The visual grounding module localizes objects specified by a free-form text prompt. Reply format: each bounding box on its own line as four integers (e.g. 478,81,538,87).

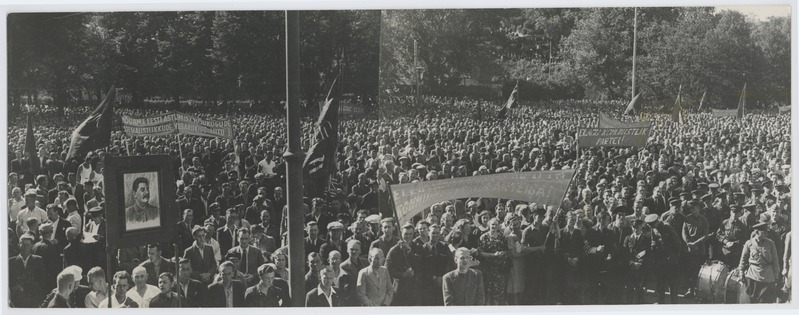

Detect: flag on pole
497,81,519,119
303,76,340,185
623,92,641,116
672,85,683,123
67,85,115,159
24,114,39,172
737,83,746,119
697,89,707,111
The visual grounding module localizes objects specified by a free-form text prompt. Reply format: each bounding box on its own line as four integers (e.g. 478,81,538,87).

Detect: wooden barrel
724,268,751,303
697,261,729,303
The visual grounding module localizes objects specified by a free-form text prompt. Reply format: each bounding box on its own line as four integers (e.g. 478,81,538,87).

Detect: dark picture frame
104,155,177,249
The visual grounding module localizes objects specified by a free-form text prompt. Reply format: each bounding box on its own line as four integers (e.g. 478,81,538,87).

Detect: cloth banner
711,109,738,117
122,112,233,138
390,170,574,224
577,127,651,148
598,113,652,129
779,106,790,114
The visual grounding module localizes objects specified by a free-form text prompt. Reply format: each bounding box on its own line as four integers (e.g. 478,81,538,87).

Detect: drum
724,268,751,303
697,261,729,303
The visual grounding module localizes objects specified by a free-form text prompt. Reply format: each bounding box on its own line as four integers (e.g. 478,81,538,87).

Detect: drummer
738,222,781,303
716,205,747,268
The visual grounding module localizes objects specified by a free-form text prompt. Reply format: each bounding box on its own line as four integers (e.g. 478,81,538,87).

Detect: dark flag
303,76,340,191
672,85,683,123
623,92,641,116
24,114,39,172
497,82,518,119
67,85,115,159
737,83,746,119
697,89,707,111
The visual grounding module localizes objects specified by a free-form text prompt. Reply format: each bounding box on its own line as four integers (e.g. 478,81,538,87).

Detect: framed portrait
104,155,177,249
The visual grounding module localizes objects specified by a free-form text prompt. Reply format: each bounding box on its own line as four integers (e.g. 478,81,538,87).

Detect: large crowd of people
6,94,792,307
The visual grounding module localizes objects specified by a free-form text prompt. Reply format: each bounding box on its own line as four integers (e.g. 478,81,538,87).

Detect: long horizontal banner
779,106,790,114
390,170,575,224
711,109,738,117
577,127,651,148
122,112,233,139
598,112,652,129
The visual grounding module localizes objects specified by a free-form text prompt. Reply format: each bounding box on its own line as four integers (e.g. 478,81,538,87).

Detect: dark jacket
9,254,46,307
175,278,206,307
205,280,246,307
442,268,485,306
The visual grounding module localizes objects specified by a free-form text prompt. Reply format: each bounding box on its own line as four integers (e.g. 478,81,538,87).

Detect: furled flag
24,114,39,172
672,85,683,123
497,81,519,119
737,83,746,119
623,92,641,116
303,76,340,184
67,85,115,159
697,89,707,111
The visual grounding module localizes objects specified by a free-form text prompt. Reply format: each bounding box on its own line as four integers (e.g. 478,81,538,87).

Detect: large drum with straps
724,268,751,303
697,261,729,303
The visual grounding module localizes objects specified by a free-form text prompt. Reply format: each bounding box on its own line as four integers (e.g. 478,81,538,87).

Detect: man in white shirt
17,189,47,236
126,266,159,307
258,153,276,176
99,271,139,308
65,199,82,232
306,266,340,306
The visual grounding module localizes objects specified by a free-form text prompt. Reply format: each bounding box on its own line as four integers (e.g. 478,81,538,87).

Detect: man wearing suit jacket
217,209,239,255
9,234,46,307
306,266,341,306
175,258,206,307
47,271,76,308
305,252,322,292
304,221,323,255
176,209,195,251
244,264,291,307
226,228,264,286
339,240,366,306
183,226,217,284
205,261,245,307
32,223,61,292
140,243,176,286
356,248,394,306
45,204,71,250
442,247,485,306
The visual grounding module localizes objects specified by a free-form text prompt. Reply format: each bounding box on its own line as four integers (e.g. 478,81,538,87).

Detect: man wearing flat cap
682,201,709,298
320,221,348,263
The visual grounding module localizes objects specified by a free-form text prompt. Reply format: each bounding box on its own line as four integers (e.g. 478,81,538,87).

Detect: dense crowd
6,94,792,307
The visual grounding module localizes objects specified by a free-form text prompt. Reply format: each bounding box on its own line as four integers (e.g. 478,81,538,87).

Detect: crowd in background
7,95,791,307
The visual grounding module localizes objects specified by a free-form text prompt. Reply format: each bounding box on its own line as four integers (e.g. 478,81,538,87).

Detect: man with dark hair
226,227,264,286
175,258,206,307
206,261,245,307
217,208,239,255
140,243,175,286
149,272,186,307
386,223,419,306
99,271,139,308
304,221,323,255
244,264,291,307
306,266,341,307
32,223,61,292
9,233,46,307
126,177,159,224
182,226,217,284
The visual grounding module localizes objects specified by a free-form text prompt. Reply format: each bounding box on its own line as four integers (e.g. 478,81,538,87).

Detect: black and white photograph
1,0,796,312
123,172,161,232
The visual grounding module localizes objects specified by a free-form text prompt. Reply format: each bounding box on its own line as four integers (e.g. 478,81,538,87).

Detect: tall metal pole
414,39,420,103
631,7,638,100
283,10,306,307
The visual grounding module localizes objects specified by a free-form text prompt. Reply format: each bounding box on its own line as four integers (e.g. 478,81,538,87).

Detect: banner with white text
390,170,574,224
711,109,738,117
122,112,233,139
577,127,651,148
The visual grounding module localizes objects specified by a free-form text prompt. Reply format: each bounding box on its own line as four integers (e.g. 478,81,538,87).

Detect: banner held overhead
598,112,651,129
577,127,651,148
390,169,574,224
